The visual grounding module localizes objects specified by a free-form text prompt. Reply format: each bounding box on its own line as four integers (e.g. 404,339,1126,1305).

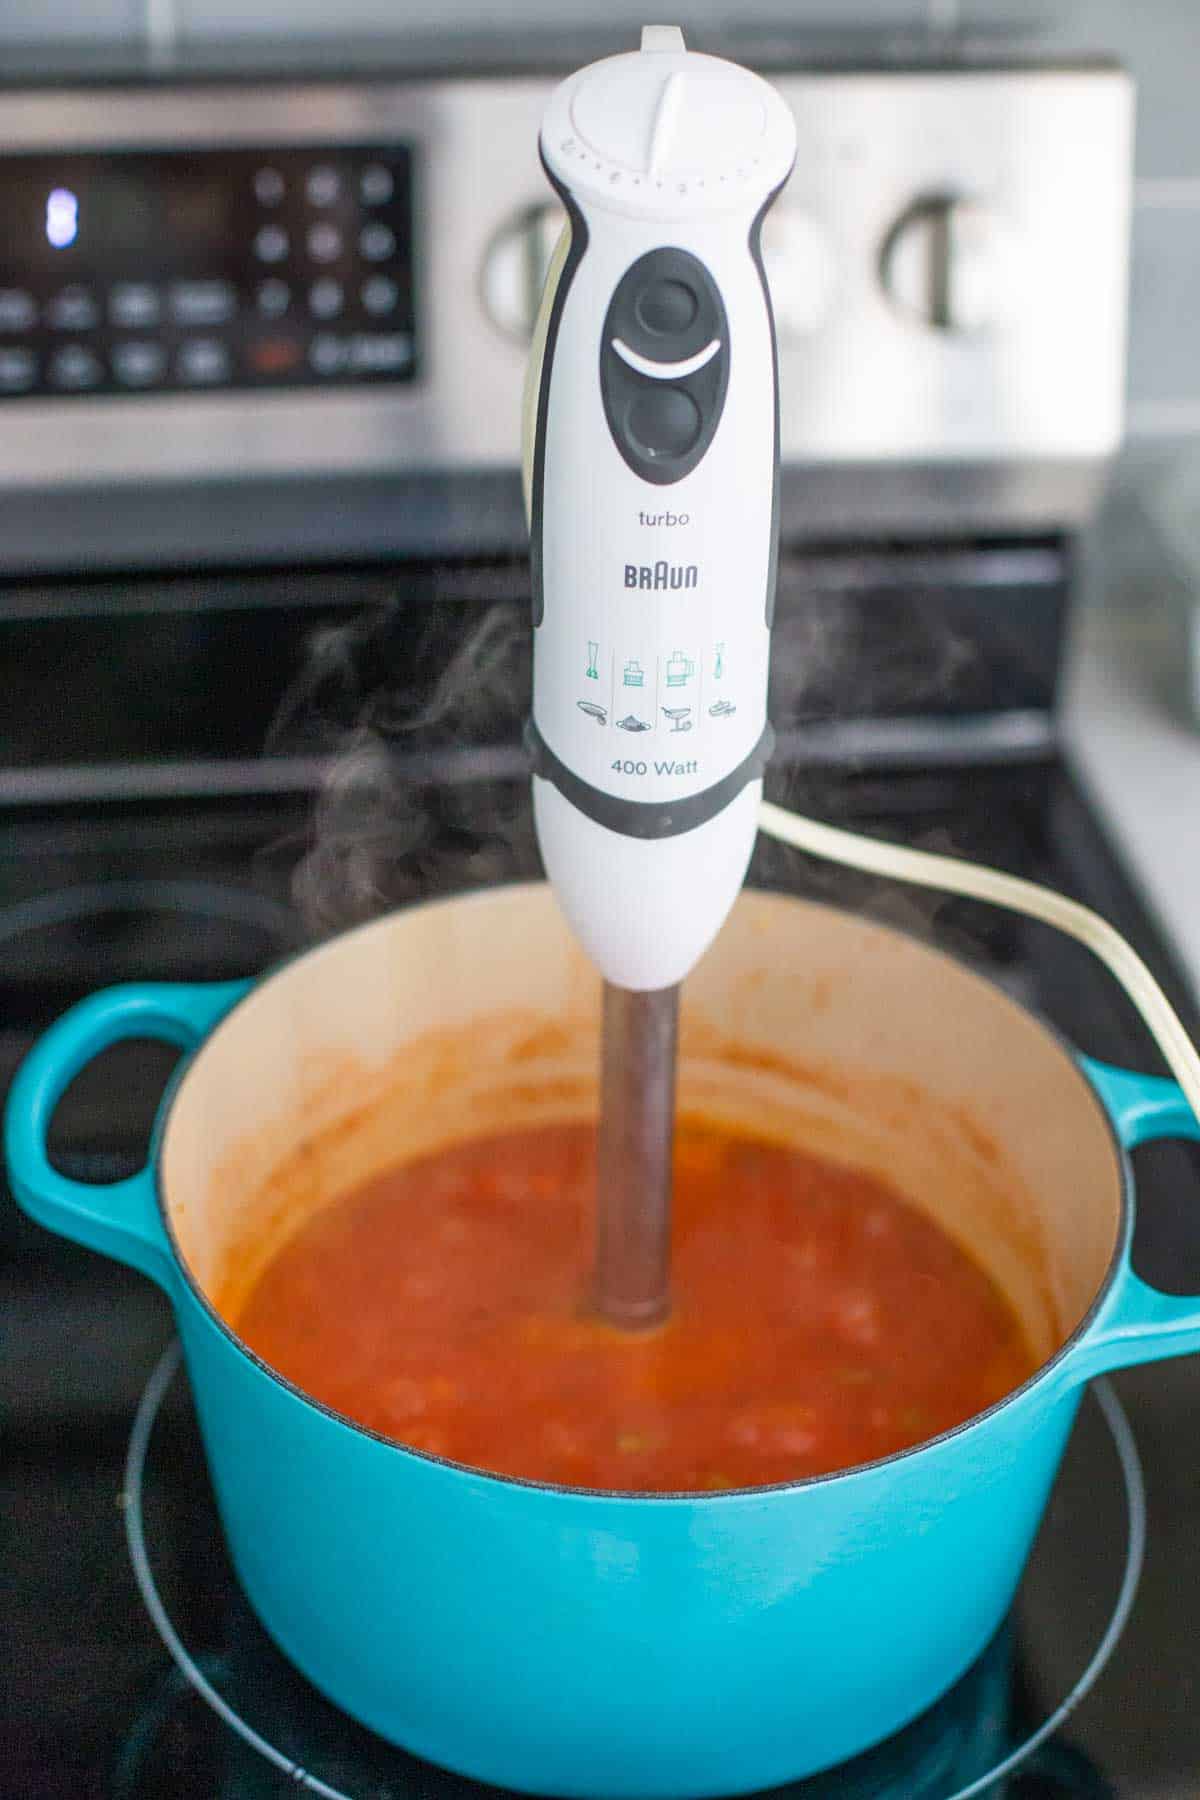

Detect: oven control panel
0,143,415,399
0,63,1133,570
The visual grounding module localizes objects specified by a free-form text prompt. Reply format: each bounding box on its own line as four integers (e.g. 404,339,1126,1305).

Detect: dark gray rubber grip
529,157,588,629
526,719,774,840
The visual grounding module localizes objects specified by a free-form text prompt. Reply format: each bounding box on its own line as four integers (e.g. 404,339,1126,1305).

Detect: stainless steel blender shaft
593,981,680,1329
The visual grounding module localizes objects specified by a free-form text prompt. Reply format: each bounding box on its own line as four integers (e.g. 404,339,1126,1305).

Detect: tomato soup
229,1119,1036,1492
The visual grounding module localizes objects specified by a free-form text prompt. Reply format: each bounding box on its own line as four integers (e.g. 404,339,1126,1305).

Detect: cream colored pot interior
161,884,1123,1364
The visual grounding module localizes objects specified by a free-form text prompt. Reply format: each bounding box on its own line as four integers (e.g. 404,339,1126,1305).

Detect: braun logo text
624,561,699,591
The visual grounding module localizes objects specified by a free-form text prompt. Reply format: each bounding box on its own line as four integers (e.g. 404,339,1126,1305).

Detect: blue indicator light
46,187,79,249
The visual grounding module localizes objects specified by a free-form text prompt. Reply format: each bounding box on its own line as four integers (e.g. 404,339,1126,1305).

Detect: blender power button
635,279,698,338
626,387,702,459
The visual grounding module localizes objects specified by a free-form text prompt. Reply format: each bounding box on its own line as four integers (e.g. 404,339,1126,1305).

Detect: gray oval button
49,344,103,390
360,223,396,263
636,278,698,337
113,340,166,386
178,338,230,384
361,274,399,316
256,279,291,319
360,163,394,205
110,282,161,329
309,278,343,319
0,289,37,332
48,286,99,331
0,346,37,391
626,386,702,459
254,224,289,264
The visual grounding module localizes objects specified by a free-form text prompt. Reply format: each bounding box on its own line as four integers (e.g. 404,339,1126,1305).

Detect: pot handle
4,981,249,1291
1072,1055,1200,1379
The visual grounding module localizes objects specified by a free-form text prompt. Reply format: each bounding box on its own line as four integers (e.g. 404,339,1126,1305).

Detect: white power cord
758,800,1200,1122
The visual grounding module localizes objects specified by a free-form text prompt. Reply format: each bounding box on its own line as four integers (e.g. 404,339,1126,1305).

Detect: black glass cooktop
4,760,1200,1799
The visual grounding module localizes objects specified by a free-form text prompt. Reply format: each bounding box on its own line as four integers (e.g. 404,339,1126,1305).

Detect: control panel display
0,144,416,400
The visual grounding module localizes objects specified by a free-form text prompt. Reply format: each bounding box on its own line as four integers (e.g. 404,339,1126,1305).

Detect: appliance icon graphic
662,706,692,733
586,641,599,680
665,650,696,688
617,713,651,732
713,641,726,680
577,699,607,725
623,659,646,688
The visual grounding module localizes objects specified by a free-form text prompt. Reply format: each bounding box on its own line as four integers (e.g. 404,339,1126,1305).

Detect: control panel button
177,338,231,384
110,282,161,329
360,163,394,205
309,334,347,375
256,279,291,319
635,279,698,337
308,278,343,319
112,339,166,387
347,331,412,373
254,223,289,264
361,274,399,316
169,279,236,326
626,387,702,458
359,222,396,262
0,346,36,392
48,286,100,331
0,289,36,332
254,166,285,205
248,336,304,377
48,344,103,390
307,222,343,264
306,164,341,206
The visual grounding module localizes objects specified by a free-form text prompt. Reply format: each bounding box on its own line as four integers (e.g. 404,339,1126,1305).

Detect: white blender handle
523,27,796,991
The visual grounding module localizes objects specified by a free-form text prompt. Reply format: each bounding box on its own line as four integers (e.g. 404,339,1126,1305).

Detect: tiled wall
3,0,1199,444
992,0,1200,443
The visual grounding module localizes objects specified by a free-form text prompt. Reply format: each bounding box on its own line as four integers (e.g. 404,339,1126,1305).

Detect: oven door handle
4,981,249,1291
1069,1057,1200,1383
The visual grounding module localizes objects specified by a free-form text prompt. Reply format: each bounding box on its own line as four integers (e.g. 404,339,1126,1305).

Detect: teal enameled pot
7,885,1200,1798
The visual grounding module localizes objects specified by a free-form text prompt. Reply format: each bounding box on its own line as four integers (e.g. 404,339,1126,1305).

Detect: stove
5,693,1200,1798
5,28,1196,1800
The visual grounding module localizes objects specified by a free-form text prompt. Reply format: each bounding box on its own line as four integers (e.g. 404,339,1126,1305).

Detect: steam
768,560,978,735
269,554,982,941
269,598,535,936
753,805,998,971
265,593,531,755
760,555,986,954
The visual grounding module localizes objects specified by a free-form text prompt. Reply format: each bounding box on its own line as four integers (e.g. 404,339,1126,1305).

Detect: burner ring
122,1346,1145,1800
0,879,298,948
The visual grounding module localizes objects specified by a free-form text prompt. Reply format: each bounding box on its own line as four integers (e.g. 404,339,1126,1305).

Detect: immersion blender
523,26,796,1325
